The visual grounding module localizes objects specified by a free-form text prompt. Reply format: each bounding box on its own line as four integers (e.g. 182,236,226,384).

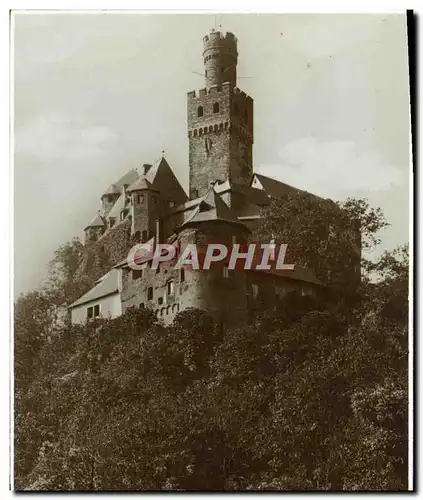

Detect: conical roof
102,183,120,197
84,213,105,231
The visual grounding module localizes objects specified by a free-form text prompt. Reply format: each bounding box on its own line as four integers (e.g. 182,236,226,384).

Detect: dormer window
197,106,204,118
213,102,220,113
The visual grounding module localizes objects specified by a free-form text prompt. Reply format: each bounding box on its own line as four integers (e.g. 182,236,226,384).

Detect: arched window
197,106,203,118
141,230,148,243
213,102,220,113
134,231,141,243
199,128,203,136
166,306,171,315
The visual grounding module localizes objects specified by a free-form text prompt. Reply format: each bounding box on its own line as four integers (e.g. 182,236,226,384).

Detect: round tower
203,30,238,88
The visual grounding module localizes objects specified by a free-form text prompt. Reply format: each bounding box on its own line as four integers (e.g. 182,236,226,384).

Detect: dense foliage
14,198,409,491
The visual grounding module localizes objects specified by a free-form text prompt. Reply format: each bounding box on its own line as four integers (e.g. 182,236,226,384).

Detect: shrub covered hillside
14,197,409,491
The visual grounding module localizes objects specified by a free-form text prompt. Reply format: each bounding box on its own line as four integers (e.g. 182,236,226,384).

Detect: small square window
168,200,175,208
132,269,143,280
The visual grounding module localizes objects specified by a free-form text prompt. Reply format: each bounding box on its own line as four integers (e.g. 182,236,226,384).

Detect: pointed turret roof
84,213,106,231
102,183,120,197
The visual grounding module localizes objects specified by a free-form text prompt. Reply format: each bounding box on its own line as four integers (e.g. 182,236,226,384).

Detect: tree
253,194,389,288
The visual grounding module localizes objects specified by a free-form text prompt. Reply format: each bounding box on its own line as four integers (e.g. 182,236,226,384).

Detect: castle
69,29,324,326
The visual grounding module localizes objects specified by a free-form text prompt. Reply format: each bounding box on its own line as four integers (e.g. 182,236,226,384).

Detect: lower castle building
69,28,348,326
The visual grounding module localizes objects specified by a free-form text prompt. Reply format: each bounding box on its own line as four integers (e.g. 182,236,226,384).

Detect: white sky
13,12,411,296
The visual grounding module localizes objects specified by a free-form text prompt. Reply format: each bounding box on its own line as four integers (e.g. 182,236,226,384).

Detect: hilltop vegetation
14,197,409,491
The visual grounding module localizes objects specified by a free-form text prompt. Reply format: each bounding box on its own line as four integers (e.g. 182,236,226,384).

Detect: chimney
143,164,152,175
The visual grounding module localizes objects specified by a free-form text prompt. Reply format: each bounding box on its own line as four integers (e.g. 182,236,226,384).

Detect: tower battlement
187,84,253,102
202,30,238,52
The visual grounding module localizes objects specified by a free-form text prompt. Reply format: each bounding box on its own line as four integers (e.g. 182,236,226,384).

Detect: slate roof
213,179,270,206
69,269,120,308
127,177,157,192
102,183,120,197
252,173,323,201
180,189,249,230
84,213,106,231
115,168,140,190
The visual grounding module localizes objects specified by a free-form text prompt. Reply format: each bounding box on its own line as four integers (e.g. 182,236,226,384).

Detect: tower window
167,280,174,295
147,287,153,301
168,200,175,208
213,102,220,113
132,269,143,280
137,194,144,204
152,196,157,204
197,106,204,118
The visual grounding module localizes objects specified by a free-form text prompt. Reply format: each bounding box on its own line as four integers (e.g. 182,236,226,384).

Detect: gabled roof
214,179,270,206
127,177,158,193
69,269,120,308
180,189,249,230
84,213,106,231
251,173,323,201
